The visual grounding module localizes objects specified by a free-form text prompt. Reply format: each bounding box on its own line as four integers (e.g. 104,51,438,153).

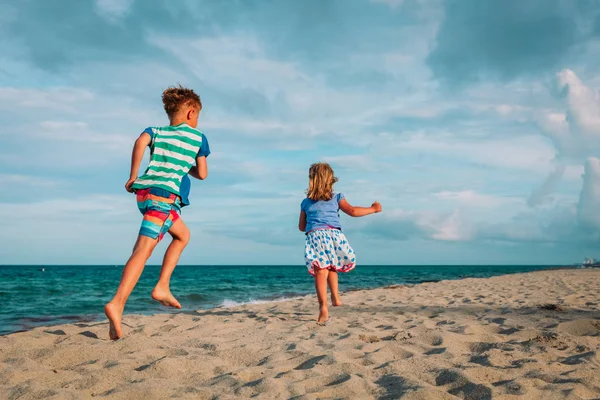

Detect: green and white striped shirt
131,123,204,196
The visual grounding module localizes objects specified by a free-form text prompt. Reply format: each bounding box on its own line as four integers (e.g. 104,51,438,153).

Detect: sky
2,0,600,265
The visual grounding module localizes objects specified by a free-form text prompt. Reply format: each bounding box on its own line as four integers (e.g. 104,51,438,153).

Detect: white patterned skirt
304,228,356,276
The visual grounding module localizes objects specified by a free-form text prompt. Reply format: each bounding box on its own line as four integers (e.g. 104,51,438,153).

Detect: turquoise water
0,264,567,335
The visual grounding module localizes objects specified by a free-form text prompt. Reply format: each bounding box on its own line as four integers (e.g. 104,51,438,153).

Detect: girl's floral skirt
304,228,356,276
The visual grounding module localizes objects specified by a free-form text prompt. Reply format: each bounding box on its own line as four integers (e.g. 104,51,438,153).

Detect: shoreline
1,264,587,337
2,265,583,337
2,268,599,398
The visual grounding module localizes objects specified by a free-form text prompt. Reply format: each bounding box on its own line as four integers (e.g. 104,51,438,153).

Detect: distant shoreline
1,264,583,336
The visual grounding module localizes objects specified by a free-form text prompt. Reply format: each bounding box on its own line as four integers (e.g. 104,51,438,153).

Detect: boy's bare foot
151,287,182,308
331,293,343,307
317,305,329,323
104,302,123,340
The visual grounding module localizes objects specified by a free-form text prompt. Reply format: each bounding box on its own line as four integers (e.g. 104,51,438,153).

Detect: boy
105,85,210,340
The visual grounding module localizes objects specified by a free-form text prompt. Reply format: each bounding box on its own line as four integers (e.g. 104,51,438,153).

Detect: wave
184,293,209,302
218,295,309,309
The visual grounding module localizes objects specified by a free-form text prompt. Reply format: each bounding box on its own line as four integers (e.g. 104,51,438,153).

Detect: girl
298,162,382,323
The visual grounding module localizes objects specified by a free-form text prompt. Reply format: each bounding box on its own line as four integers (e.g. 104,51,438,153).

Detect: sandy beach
1,268,599,399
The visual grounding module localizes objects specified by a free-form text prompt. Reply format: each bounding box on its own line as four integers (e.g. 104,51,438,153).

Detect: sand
1,269,599,400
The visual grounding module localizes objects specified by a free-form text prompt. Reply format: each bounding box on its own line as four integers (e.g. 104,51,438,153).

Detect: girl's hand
372,201,382,213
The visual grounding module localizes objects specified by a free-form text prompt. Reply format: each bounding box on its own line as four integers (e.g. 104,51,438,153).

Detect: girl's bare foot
331,293,342,306
317,305,329,323
151,286,182,308
104,302,123,340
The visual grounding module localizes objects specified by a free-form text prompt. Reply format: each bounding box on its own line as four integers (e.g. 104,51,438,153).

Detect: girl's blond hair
306,162,338,201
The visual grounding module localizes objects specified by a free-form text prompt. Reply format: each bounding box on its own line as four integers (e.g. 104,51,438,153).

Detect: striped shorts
136,188,181,241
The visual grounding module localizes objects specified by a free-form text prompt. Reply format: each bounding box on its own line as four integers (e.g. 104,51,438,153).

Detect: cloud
427,210,474,241
526,69,600,208
322,155,374,171
364,201,588,246
535,69,600,163
0,87,94,112
94,0,135,22
0,174,63,204
3,0,204,71
435,190,523,208
371,0,406,9
549,69,600,159
362,208,474,242
577,157,600,232
360,209,424,241
527,164,566,207
375,131,556,173
427,0,597,85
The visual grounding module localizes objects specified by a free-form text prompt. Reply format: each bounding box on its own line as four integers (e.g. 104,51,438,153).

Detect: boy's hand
372,201,382,213
125,178,136,193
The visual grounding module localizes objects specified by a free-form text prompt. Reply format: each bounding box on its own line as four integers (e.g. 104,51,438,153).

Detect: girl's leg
328,271,342,306
151,218,190,308
314,268,329,323
105,235,158,340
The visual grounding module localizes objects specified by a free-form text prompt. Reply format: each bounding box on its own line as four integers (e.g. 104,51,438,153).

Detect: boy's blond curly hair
162,85,202,119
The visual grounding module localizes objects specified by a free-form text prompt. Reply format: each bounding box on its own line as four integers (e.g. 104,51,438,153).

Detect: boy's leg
328,271,342,306
314,268,329,323
151,218,190,308
105,235,158,340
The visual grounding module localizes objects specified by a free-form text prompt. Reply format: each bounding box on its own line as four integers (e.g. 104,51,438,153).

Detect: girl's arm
339,198,382,217
189,156,208,180
298,210,307,232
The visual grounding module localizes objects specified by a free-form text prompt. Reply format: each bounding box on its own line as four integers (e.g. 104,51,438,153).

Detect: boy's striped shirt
131,123,204,195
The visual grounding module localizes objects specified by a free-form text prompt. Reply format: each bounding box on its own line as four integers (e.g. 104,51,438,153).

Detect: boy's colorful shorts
135,188,181,241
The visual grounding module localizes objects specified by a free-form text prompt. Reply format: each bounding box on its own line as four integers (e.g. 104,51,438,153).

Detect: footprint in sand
6,383,31,400
424,347,446,355
44,329,66,336
375,325,396,330
158,324,177,333
135,356,167,372
326,374,352,386
498,327,521,335
375,375,420,399
469,342,497,354
525,370,584,384
469,354,492,366
294,355,327,370
434,369,493,400
559,351,596,365
505,358,537,369
79,331,99,339
492,379,524,395
99,388,119,396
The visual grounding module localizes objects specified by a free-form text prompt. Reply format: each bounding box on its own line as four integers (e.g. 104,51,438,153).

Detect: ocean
0,264,568,335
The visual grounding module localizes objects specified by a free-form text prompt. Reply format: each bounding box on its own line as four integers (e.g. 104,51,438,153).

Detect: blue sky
2,0,600,265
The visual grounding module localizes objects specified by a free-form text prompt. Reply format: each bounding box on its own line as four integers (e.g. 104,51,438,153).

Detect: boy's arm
189,156,208,180
125,132,152,192
298,210,307,232
189,134,210,180
339,198,382,217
